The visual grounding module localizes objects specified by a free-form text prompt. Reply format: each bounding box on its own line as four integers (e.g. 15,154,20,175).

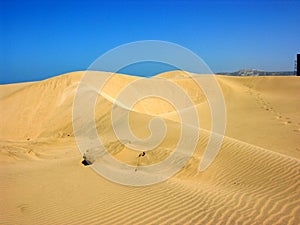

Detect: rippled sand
1,71,299,224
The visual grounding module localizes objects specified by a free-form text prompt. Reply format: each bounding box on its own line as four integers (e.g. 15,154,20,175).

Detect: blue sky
1,0,300,84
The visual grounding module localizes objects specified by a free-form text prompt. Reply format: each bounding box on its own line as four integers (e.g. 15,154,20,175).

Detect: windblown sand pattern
0,71,299,224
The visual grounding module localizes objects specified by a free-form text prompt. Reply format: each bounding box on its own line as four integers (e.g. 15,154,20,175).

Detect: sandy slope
0,71,299,225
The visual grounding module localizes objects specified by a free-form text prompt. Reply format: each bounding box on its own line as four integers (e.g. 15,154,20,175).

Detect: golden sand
0,71,299,224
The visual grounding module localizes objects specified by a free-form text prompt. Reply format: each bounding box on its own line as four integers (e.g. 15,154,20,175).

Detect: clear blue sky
1,0,300,84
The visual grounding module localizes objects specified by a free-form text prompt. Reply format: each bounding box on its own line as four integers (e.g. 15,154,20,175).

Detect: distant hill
217,69,295,76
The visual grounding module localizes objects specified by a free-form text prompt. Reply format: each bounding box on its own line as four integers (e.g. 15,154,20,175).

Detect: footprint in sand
232,181,242,186
17,204,29,213
255,96,296,126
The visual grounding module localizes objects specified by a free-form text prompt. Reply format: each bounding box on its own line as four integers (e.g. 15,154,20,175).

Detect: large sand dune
0,71,299,224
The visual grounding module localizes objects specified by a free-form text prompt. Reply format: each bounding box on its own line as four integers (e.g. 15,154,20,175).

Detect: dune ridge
0,71,299,224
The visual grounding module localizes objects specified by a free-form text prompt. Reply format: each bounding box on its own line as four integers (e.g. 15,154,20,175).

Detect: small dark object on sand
82,159,92,166
82,153,93,166
135,152,146,172
138,152,146,157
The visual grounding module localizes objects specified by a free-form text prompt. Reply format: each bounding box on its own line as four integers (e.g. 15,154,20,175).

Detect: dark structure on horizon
297,54,300,76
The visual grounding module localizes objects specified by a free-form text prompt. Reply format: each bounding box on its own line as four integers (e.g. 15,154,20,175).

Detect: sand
0,71,299,224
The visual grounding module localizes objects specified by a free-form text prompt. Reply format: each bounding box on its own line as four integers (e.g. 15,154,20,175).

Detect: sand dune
0,71,299,224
